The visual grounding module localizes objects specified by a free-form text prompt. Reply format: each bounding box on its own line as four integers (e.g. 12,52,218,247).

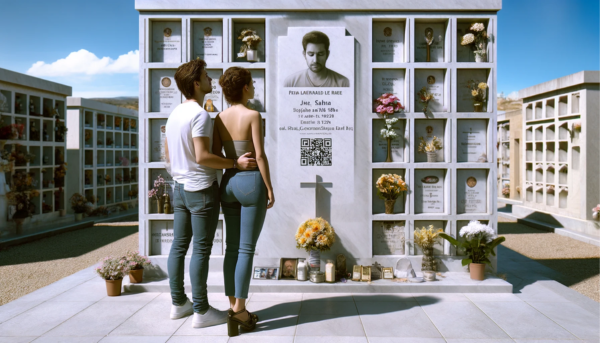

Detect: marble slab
415,169,445,213
457,169,487,214
372,119,404,163
151,21,182,63
372,22,405,62
372,69,405,111
233,22,266,62
372,169,406,214
457,69,489,112
415,119,445,162
150,70,181,113
203,69,223,112
415,69,445,112
150,220,223,255
150,119,167,162
415,22,445,62
373,221,405,255
457,119,487,162
413,220,445,255
192,21,223,62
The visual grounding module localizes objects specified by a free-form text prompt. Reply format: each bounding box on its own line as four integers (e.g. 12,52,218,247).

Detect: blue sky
0,0,598,99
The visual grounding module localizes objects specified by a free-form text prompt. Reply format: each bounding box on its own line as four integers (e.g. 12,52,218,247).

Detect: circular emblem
421,176,439,184
427,75,436,84
161,77,171,88
383,27,392,37
467,177,477,188
160,125,166,133
425,27,434,38
163,27,172,37
203,27,213,37
426,126,433,135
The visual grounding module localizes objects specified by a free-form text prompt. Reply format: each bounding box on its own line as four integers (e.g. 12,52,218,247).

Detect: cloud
506,91,519,100
27,49,139,77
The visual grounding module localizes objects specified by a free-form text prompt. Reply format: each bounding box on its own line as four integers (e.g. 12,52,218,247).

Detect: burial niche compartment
148,168,174,214
525,104,533,121
535,164,544,182
372,221,406,256
525,184,533,202
372,118,406,163
192,20,223,63
413,220,447,256
372,69,406,113
457,69,490,112
150,119,168,162
558,142,568,163
535,126,543,141
535,185,543,204
559,188,568,208
526,127,533,141
546,186,555,206
545,99,555,118
558,96,568,116
149,20,182,63
558,165,568,185
414,69,447,113
84,150,93,168
457,169,488,214
525,143,533,161
457,18,491,62
558,122,569,140
545,142,555,162
372,20,406,63
14,93,26,115
203,69,224,113
29,146,40,166
232,19,266,63
0,89,11,113
414,169,446,214
372,169,406,214
97,169,106,186
150,69,181,113
535,143,543,161
246,69,265,112
546,124,555,140
457,119,488,162
97,151,105,168
546,165,555,183
29,96,40,116
534,102,543,120
414,19,448,62
571,93,580,114
415,119,446,162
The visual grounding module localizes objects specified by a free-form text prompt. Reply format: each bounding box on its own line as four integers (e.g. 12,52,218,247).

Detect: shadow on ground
0,225,138,267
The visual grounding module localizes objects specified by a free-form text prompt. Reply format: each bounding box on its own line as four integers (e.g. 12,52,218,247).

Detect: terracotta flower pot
469,263,486,280
129,268,144,284
384,199,396,214
105,278,123,296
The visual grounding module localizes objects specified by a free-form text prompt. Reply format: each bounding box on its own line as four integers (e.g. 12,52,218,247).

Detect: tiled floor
0,265,598,343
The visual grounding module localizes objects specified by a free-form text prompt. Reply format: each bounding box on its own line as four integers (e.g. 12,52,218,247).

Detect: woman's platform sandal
227,308,258,337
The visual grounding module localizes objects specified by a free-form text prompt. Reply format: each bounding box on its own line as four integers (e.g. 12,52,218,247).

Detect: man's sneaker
192,306,228,328
170,298,193,319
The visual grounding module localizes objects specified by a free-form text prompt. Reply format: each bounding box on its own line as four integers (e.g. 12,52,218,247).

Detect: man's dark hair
174,58,207,100
302,31,330,51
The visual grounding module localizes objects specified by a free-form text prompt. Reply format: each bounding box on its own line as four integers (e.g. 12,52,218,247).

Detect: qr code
300,138,332,166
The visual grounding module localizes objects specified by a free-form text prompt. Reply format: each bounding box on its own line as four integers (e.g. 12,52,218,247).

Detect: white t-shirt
165,101,217,191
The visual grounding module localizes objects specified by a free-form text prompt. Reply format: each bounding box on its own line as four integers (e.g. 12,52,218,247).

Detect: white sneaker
170,298,193,319
192,306,228,328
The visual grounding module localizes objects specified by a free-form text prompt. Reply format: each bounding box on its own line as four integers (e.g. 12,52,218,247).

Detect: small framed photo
352,265,362,281
382,267,394,279
253,267,279,280
361,266,372,282
279,258,298,280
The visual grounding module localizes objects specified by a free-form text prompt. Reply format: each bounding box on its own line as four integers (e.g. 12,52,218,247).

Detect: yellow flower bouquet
295,217,336,271
414,225,444,271
376,173,407,201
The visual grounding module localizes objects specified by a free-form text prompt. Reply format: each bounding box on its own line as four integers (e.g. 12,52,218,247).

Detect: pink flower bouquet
374,93,404,116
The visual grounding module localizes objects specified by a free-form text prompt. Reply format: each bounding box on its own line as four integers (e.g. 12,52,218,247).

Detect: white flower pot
474,50,487,63
246,49,259,62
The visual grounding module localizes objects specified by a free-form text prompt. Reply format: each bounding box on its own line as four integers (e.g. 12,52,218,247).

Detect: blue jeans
168,181,220,313
221,170,267,299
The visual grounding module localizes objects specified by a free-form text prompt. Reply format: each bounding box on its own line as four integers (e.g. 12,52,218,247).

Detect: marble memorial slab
415,22,445,62
457,21,489,62
457,119,487,162
457,69,488,112
415,119,445,162
151,220,223,255
457,169,487,213
151,70,181,113
414,220,445,255
149,169,174,214
247,69,265,112
150,119,167,162
372,22,404,62
372,69,405,111
192,21,223,62
373,221,405,255
233,22,266,62
372,169,405,214
151,21,182,63
415,169,445,213
414,69,445,112
372,119,404,162
204,69,223,112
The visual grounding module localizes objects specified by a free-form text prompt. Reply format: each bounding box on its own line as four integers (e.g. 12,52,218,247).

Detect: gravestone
151,70,181,113
372,169,405,214
372,22,405,62
247,69,265,112
372,119,404,162
414,69,445,112
204,69,223,112
232,22,266,62
192,21,223,62
415,169,445,213
373,221,405,255
457,169,487,213
372,69,405,111
457,119,487,162
150,119,167,162
415,22,445,62
415,119,445,162
152,21,182,63
457,69,488,112
414,220,445,255
151,220,223,255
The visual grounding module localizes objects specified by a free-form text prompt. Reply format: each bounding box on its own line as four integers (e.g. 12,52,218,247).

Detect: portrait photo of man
280,258,298,279
284,30,349,87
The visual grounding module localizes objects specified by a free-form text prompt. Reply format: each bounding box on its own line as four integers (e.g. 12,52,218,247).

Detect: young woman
213,67,275,336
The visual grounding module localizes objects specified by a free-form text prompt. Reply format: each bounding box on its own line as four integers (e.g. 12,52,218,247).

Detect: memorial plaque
415,119,445,162
457,169,487,213
457,69,488,112
151,21,182,63
151,70,181,113
151,220,223,255
192,21,223,62
372,119,404,163
247,69,265,112
373,221,405,255
233,22,266,62
372,169,405,214
415,69,445,112
457,119,487,162
415,169,445,213
415,22,444,62
372,22,404,62
150,119,167,162
204,69,223,112
414,220,445,255
372,69,405,112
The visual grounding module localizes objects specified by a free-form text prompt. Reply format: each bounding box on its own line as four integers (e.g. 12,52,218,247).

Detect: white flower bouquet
440,221,505,267
380,117,400,140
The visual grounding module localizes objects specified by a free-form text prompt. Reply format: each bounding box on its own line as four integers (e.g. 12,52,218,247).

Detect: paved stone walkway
0,263,598,343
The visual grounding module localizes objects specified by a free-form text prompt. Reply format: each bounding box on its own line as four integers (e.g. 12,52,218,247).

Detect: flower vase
421,245,437,271
385,138,393,162
427,152,437,163
246,49,258,62
384,199,396,214
308,249,321,271
474,50,487,63
13,218,24,234
156,198,165,214
473,103,483,112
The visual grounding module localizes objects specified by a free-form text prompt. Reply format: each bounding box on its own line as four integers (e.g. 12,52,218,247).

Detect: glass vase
308,249,321,271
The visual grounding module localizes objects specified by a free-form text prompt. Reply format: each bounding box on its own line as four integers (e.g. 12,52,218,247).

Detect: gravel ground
498,215,600,302
0,224,138,305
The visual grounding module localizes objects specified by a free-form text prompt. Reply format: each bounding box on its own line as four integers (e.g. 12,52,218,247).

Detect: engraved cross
300,175,333,218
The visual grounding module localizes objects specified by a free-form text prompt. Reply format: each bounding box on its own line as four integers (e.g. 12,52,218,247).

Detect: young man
164,58,256,328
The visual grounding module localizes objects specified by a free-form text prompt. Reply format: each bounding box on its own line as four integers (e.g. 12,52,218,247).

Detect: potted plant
460,22,489,62
95,256,131,296
414,225,444,272
148,174,166,213
237,28,262,62
380,117,400,162
70,193,88,221
295,217,335,272
439,221,505,280
375,173,407,214
6,171,39,233
417,87,435,114
125,251,152,283
418,136,443,162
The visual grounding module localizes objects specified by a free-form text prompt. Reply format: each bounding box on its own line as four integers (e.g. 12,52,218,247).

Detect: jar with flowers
148,174,166,213
460,22,489,62
295,217,335,272
375,173,407,214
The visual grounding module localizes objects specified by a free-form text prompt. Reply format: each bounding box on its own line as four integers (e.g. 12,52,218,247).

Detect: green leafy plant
439,220,505,267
